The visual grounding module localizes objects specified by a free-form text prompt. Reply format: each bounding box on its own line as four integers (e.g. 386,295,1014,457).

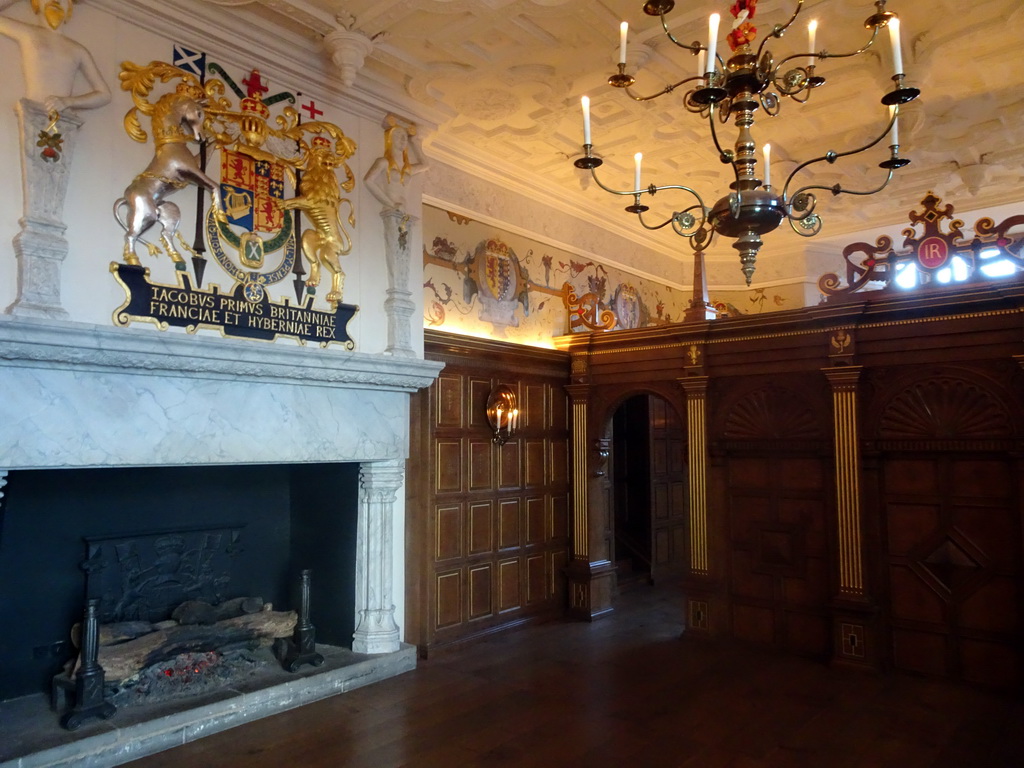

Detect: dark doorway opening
611,394,688,589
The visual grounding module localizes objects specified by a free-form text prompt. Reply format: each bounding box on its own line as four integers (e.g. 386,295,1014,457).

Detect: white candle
807,19,817,67
495,405,503,429
707,14,720,73
762,143,771,188
888,105,899,145
619,21,628,65
697,49,706,78
511,408,519,432
581,95,591,145
634,152,642,191
888,17,903,76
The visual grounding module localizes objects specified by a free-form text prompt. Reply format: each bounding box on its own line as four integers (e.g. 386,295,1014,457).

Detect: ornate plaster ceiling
207,0,1024,279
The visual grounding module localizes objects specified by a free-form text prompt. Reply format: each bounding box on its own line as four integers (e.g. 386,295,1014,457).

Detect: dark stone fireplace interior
0,462,359,702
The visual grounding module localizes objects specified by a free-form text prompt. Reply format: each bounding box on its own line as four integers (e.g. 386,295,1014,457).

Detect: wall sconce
486,385,519,445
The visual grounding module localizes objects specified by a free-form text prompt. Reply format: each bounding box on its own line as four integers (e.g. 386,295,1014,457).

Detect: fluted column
824,367,865,598
823,364,879,671
679,376,710,575
352,459,403,654
564,382,615,619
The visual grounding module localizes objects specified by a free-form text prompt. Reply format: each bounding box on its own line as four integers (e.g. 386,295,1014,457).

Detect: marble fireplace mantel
0,316,442,765
0,316,442,471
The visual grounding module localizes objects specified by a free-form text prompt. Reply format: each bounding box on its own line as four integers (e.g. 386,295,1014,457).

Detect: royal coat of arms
110,59,358,347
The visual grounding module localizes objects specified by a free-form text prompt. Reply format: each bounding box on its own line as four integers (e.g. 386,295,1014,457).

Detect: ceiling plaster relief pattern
151,0,1023,291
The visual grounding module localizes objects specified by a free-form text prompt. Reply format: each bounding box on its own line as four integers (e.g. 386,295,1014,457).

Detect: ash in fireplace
108,648,269,707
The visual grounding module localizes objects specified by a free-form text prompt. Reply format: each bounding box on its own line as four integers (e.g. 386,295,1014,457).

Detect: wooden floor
128,584,1023,768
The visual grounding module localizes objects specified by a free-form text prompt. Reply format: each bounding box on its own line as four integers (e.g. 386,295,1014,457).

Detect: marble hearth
0,315,442,766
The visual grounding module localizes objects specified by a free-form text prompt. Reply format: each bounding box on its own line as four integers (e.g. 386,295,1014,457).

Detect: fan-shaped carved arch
722,386,823,441
877,376,1012,440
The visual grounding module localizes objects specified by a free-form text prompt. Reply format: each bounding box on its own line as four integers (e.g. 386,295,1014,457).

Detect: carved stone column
352,459,403,654
823,364,878,671
381,209,416,357
564,379,615,620
7,100,82,319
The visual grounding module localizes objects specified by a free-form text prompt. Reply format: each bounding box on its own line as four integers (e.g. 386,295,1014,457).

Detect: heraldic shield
110,60,359,348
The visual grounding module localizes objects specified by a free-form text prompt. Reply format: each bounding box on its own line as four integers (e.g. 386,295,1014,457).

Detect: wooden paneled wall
406,331,570,656
555,278,1024,690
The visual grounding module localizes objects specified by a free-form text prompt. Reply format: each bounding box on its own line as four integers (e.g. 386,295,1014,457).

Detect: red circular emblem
917,236,949,270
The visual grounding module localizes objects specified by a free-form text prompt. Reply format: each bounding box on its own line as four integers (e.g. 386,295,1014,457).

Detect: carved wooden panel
499,498,520,550
525,440,546,487
437,374,463,427
526,384,546,429
878,377,1011,439
551,439,567,489
469,502,493,555
550,383,567,431
413,332,611,654
723,385,823,441
469,564,492,620
469,378,492,429
881,451,1020,687
526,496,545,545
653,483,669,520
499,559,521,612
526,555,546,604
435,505,462,562
726,453,831,657
551,494,568,539
435,440,462,492
469,439,492,491
436,571,461,629
499,440,521,489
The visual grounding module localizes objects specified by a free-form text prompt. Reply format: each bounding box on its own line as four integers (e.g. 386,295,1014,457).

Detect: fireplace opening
0,462,359,703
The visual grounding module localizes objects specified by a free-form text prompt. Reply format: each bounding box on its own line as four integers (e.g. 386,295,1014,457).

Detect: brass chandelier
573,0,920,287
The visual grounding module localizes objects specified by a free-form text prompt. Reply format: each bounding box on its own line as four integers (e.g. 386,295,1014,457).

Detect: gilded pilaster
679,376,709,575
823,366,865,597
564,370,615,620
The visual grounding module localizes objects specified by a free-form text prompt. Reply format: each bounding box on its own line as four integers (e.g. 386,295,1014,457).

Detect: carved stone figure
0,0,111,317
279,135,357,306
363,116,428,213
364,115,429,355
0,0,110,115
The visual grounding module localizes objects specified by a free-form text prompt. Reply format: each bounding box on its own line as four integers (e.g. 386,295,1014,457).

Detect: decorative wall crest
819,192,1024,297
110,60,359,347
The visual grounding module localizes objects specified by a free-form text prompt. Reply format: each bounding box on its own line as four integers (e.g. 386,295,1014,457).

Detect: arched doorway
611,393,688,588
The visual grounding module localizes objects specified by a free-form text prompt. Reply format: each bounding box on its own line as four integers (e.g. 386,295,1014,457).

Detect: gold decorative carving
563,282,615,332
681,376,709,575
